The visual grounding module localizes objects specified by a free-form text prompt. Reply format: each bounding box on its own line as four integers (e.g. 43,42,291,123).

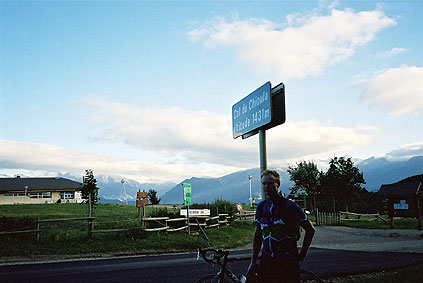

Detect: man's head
261,170,280,200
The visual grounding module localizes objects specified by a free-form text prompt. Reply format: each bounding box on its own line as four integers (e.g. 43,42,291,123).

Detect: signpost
136,191,148,226
232,81,286,198
232,82,272,139
182,183,192,234
183,183,192,206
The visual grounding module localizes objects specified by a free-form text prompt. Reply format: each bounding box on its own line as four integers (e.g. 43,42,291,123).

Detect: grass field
0,203,255,256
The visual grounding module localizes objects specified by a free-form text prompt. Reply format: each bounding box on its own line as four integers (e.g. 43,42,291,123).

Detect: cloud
188,8,395,79
360,66,423,115
0,100,381,182
378,47,406,57
0,139,238,182
384,142,423,161
82,99,378,165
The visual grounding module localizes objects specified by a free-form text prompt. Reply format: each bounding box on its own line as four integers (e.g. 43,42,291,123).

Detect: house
0,176,83,205
377,174,423,218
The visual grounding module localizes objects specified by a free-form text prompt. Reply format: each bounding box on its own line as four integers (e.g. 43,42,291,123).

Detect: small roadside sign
180,209,210,216
137,191,148,199
236,203,243,212
183,183,192,206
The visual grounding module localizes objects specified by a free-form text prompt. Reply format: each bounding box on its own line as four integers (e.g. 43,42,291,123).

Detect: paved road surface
1,226,423,282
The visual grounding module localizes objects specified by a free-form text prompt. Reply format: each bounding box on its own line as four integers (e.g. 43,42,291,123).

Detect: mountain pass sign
183,183,192,206
232,82,272,139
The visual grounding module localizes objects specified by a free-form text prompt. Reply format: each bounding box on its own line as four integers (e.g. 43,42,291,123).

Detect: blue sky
1,0,422,183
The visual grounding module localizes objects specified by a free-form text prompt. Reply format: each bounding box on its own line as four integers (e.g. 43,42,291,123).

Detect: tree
81,169,99,207
148,189,161,205
322,156,366,212
287,161,323,211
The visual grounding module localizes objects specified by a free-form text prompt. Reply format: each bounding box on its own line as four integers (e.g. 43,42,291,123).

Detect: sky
1,0,422,183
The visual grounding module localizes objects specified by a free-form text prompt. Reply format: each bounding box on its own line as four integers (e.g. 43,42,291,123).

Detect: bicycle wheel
195,274,232,283
300,269,324,283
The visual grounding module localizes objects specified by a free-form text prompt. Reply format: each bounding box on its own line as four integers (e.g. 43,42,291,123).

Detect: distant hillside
57,172,176,204
2,155,421,204
161,168,293,204
161,156,423,204
357,156,423,191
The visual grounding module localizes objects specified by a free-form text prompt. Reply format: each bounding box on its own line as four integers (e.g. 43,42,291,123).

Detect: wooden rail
0,214,237,239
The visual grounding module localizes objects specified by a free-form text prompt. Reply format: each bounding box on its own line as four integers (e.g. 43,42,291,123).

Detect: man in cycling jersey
246,170,315,283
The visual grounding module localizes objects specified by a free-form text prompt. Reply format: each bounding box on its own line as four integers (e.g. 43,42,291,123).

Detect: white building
0,176,83,205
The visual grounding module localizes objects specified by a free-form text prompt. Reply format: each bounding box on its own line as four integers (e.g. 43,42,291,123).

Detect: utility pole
248,175,253,207
121,179,128,205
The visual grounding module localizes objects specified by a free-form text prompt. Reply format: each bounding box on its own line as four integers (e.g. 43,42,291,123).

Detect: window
29,193,39,198
60,192,74,199
29,192,52,199
4,192,26,197
42,192,52,198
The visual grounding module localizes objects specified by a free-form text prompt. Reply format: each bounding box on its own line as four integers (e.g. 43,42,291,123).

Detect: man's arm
247,226,262,274
298,219,315,262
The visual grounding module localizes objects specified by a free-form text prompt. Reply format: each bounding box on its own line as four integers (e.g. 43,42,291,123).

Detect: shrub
0,216,35,239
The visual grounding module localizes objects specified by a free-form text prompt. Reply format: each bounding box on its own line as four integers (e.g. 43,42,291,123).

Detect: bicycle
194,220,323,283
196,247,323,283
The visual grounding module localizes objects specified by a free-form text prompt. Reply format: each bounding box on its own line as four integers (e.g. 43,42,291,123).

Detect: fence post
315,208,319,226
36,218,40,241
141,203,146,228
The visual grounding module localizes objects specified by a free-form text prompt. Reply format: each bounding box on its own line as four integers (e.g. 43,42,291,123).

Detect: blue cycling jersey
254,195,308,259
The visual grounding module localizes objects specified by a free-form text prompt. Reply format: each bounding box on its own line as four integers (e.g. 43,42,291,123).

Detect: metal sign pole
187,205,190,235
259,129,267,199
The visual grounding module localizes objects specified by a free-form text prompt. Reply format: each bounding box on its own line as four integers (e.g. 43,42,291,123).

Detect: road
1,226,423,282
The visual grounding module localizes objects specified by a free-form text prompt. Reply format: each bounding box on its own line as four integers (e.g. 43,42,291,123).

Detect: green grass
0,203,255,257
330,264,423,282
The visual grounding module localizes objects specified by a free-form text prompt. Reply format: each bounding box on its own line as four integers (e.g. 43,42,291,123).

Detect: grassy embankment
0,203,255,257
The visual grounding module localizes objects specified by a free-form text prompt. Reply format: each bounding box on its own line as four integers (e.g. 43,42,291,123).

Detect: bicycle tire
195,274,232,283
300,269,324,283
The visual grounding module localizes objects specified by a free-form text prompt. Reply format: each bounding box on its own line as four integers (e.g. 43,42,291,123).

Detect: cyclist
246,170,315,283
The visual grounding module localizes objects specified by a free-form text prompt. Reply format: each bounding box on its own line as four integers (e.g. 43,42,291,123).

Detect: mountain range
160,155,423,204
2,156,422,205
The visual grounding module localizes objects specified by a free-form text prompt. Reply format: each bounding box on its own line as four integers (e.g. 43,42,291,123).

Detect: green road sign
183,183,192,206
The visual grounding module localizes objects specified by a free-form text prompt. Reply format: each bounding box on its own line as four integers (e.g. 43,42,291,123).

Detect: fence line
315,210,341,226
1,214,238,239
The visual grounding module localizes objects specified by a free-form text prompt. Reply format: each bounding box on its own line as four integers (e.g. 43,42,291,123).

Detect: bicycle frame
197,247,323,283
197,248,244,283
195,220,322,282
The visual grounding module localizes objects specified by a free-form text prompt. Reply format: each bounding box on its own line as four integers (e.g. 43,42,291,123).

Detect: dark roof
396,174,423,184
378,182,422,196
0,177,82,192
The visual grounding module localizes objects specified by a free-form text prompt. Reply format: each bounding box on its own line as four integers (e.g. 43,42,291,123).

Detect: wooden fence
0,214,236,240
315,211,394,226
315,210,341,226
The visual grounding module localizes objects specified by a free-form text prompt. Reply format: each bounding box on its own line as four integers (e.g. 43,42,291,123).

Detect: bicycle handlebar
197,248,251,264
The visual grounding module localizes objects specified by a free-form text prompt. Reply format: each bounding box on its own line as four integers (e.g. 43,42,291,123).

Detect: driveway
311,226,423,253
